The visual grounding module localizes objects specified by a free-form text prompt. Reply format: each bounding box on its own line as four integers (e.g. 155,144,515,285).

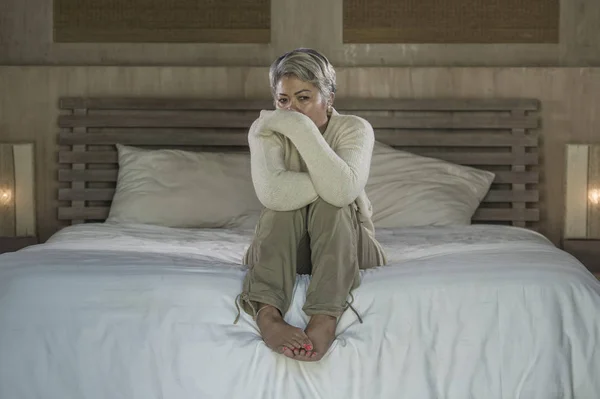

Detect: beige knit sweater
248,108,381,247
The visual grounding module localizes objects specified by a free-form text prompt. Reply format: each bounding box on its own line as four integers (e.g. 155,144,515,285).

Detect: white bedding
1,223,599,399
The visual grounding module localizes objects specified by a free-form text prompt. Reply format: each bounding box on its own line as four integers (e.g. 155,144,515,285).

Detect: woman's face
274,75,332,132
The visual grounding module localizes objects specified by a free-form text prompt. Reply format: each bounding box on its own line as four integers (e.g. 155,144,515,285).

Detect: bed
1,97,599,399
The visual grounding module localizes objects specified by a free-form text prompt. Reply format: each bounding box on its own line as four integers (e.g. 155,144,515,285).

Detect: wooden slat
57,187,539,203
59,130,535,147
338,98,540,111
58,169,118,182
398,151,538,165
59,97,540,112
60,151,118,164
59,206,109,220
59,188,116,201
483,190,539,203
358,115,537,129
57,169,539,184
493,171,538,184
58,206,540,222
0,144,16,236
58,114,257,129
58,150,539,166
59,131,248,146
12,144,36,236
60,98,273,111
58,114,538,130
472,208,539,222
377,132,537,147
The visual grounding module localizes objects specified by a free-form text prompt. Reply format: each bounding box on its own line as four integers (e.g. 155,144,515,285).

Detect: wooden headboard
57,97,541,229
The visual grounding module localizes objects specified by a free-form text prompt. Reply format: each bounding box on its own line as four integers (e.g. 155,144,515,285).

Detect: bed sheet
36,221,556,263
1,223,599,399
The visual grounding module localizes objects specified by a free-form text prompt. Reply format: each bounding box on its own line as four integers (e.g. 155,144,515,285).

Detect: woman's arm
248,117,319,211
264,110,374,208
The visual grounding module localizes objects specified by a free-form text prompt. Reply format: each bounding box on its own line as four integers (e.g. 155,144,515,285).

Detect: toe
287,339,300,349
282,347,295,359
292,338,304,349
299,335,313,348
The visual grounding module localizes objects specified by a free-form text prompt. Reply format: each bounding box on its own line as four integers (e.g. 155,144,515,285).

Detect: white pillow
366,141,495,228
107,144,262,229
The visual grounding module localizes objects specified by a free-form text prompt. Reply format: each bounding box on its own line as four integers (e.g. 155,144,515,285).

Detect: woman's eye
298,97,309,101
278,98,288,104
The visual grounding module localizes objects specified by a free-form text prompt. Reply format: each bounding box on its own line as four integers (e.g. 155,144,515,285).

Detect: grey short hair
269,48,337,101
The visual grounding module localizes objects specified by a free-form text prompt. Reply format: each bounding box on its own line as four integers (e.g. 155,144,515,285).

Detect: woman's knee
309,197,352,219
307,198,355,236
259,207,306,231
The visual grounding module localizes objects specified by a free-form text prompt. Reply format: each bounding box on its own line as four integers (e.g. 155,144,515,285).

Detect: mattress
1,223,599,399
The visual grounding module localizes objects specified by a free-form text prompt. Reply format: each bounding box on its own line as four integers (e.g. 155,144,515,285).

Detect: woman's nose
288,101,300,112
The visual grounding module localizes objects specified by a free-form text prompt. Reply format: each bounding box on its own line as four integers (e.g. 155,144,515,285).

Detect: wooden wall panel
53,0,270,43
0,66,600,245
343,0,559,44
13,144,36,236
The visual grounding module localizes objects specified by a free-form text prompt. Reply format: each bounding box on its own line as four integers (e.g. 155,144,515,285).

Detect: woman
237,48,387,362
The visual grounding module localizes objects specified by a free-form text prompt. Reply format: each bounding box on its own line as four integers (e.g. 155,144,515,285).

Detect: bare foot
299,314,337,362
256,304,313,358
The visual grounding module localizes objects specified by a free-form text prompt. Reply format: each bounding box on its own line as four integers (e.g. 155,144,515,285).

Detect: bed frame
57,97,541,229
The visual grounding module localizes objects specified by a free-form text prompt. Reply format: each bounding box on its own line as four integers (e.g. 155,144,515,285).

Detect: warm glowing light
590,189,600,205
0,188,11,205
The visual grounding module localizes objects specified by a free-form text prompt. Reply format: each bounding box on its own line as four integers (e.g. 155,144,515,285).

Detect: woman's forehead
276,75,316,93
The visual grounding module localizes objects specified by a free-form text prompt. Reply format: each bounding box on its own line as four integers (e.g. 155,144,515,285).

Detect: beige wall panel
13,143,36,236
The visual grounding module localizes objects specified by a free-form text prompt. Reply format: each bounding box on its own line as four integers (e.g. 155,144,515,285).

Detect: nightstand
562,239,600,278
0,236,38,254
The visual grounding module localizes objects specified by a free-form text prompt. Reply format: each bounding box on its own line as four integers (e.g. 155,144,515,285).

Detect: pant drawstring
234,293,257,324
344,292,363,324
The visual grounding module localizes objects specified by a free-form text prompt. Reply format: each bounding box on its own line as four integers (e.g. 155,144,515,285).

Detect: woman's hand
249,110,277,138
262,109,314,139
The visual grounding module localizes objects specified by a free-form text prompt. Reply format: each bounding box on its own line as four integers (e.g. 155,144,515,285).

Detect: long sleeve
248,117,319,211
264,110,374,208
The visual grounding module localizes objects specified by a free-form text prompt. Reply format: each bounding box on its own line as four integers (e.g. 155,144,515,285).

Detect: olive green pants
237,197,386,321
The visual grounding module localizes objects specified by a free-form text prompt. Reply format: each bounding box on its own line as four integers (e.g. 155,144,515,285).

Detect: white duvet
0,223,599,399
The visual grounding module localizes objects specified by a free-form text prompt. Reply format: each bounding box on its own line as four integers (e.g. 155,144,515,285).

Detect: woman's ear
327,93,335,114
